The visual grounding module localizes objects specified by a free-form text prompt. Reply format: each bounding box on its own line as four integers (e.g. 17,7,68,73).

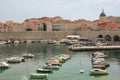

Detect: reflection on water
0,69,7,73
0,43,120,80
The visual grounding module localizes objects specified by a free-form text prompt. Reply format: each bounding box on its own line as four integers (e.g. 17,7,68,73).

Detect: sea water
0,43,120,80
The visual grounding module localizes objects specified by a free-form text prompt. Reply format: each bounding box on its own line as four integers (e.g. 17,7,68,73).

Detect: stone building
107,16,120,23
0,21,25,32
23,16,63,32
74,19,92,31
52,20,76,31
52,19,93,32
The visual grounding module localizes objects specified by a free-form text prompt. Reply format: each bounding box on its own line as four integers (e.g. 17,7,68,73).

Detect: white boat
80,70,84,73
92,60,110,67
37,68,53,73
58,54,71,61
47,40,56,44
91,58,105,63
14,40,20,44
29,73,48,79
7,57,25,63
92,64,106,69
66,40,79,45
59,39,68,43
92,52,107,58
0,41,6,45
43,65,60,70
46,60,62,66
90,69,109,75
23,53,34,58
0,62,9,69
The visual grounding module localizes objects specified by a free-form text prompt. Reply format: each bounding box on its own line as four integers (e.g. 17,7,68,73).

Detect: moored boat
90,69,109,75
42,65,60,70
0,62,9,69
92,52,107,58
29,73,48,79
7,57,25,63
80,69,84,73
37,68,53,73
23,53,34,58
92,60,110,67
92,64,106,69
46,59,62,66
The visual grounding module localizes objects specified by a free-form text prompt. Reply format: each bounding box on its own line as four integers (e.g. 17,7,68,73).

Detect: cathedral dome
100,9,106,17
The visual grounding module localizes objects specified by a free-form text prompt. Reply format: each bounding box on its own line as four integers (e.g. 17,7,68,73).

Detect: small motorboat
92,52,107,58
29,73,48,79
92,64,106,69
80,69,84,73
37,68,53,73
42,65,60,70
90,69,109,75
23,53,34,58
92,60,110,67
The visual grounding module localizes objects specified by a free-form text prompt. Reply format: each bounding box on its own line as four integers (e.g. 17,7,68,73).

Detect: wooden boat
29,73,48,79
37,68,53,73
90,69,109,75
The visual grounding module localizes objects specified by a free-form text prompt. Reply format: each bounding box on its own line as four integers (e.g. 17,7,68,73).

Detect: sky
0,0,120,22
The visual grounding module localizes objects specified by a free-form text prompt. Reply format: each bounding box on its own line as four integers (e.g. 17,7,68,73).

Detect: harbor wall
0,30,120,41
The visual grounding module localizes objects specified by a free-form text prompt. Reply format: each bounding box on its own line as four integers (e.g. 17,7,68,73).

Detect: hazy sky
0,0,119,22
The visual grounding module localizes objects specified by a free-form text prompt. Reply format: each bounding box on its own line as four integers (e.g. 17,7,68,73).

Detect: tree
26,28,32,31
43,23,47,31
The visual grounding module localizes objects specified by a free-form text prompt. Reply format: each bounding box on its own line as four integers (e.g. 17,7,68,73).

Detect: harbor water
0,43,120,80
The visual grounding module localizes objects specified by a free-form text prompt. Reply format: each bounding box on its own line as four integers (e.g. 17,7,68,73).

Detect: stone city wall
0,30,120,41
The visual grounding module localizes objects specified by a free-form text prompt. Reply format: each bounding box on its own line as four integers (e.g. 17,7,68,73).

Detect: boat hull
90,69,109,75
37,69,53,73
30,73,48,79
